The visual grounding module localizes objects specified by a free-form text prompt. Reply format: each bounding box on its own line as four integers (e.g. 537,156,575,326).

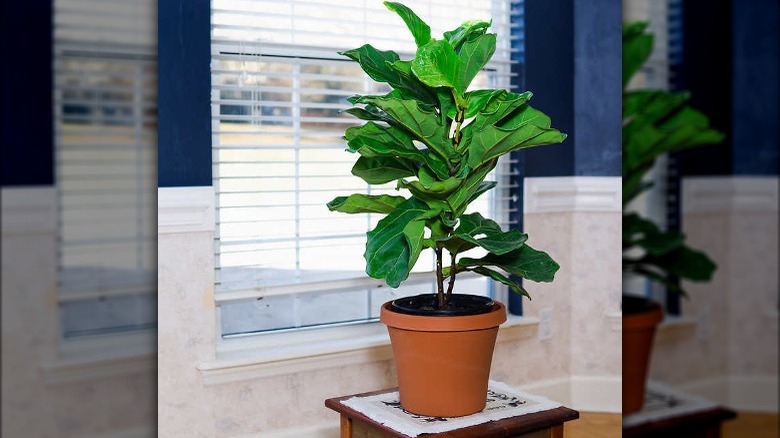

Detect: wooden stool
325,388,579,438
623,406,736,437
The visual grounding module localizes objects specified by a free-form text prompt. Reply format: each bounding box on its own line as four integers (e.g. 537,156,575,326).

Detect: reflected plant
622,22,721,295
327,2,566,309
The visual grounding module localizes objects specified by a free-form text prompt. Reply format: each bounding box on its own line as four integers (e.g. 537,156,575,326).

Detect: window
54,0,157,338
212,0,517,336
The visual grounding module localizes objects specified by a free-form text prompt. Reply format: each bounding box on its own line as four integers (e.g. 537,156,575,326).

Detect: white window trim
197,315,537,385
41,330,156,384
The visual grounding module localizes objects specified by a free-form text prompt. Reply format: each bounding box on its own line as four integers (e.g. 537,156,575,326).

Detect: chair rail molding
1,186,57,235
524,176,621,214
158,186,215,234
682,176,779,213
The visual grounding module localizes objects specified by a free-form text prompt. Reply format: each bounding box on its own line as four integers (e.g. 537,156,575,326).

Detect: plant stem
435,245,445,309
446,251,456,302
452,108,465,150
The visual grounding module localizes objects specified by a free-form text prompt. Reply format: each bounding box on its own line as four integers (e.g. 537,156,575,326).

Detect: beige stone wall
649,177,779,410
157,179,623,436
1,187,155,438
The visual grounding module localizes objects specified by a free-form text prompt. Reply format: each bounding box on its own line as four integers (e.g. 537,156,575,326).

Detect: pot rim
380,300,507,332
623,301,664,330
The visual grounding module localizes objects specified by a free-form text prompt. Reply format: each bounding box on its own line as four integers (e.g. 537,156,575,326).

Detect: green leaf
623,213,684,256
460,243,560,283
362,97,455,161
384,1,431,47
457,33,496,92
449,212,528,255
341,45,436,103
344,105,393,123
635,246,717,282
444,19,491,52
351,156,418,184
466,122,567,170
446,159,498,215
397,175,463,201
365,198,437,287
622,21,654,87
327,194,407,214
471,267,530,298
344,121,450,180
404,219,426,270
412,39,461,92
340,44,401,84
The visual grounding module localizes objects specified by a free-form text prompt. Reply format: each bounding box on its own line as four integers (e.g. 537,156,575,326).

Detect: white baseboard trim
524,176,621,213
158,186,215,234
520,375,622,413
240,423,340,438
681,374,779,412
85,425,154,438
1,186,57,234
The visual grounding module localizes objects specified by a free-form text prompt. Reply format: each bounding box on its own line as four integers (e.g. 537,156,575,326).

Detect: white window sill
197,314,538,385
41,330,156,384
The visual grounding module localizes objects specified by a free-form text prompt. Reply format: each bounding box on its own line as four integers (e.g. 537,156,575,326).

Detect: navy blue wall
731,0,779,175
523,0,622,177
1,1,54,186
158,0,212,187
677,0,779,176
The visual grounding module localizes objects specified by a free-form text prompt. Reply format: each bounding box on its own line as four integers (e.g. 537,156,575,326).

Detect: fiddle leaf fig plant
622,22,721,295
328,2,566,309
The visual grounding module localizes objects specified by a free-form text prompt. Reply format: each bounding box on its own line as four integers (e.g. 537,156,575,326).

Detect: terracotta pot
623,298,663,414
380,300,507,417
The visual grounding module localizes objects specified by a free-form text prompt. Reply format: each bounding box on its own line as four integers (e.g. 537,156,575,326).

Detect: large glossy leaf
471,267,529,298
466,122,567,169
365,198,437,287
344,121,450,180
327,194,407,214
446,159,497,215
631,245,716,282
444,19,491,52
459,243,560,283
362,97,455,161
397,175,463,201
457,33,496,92
623,21,654,87
623,212,683,256
449,212,527,255
412,40,461,92
352,156,418,184
384,1,431,47
341,45,435,103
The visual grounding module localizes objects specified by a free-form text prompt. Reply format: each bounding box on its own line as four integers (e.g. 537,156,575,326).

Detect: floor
563,411,779,438
723,412,779,438
564,412,621,438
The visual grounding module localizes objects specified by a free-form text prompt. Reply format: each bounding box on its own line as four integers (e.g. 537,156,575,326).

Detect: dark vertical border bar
507,0,526,316
1,1,54,186
158,0,212,187
731,0,779,175
523,0,574,177
572,0,622,177
676,0,733,176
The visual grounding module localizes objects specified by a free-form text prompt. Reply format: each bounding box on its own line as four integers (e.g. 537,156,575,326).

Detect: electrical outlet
538,307,553,340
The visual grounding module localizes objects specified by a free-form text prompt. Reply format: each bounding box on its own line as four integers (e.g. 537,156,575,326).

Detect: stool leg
550,424,564,438
340,414,353,438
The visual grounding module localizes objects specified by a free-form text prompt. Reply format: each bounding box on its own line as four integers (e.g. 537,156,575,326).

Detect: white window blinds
212,0,517,335
54,0,157,337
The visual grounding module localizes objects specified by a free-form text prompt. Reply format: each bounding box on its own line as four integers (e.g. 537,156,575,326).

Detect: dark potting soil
390,294,495,316
622,294,659,315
